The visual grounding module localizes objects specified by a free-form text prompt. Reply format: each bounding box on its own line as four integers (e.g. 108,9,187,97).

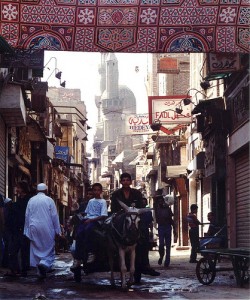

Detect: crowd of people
0,173,221,283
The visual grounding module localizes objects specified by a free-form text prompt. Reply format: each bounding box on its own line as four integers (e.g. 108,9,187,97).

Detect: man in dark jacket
5,181,31,277
111,173,143,213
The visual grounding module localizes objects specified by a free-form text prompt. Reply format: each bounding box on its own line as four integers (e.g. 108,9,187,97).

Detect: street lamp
175,88,207,114
44,56,66,87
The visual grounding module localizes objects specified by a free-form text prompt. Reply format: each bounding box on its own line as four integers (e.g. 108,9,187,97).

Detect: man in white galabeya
24,183,61,279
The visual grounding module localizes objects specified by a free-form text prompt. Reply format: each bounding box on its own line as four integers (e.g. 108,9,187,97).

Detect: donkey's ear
117,199,129,212
138,208,154,214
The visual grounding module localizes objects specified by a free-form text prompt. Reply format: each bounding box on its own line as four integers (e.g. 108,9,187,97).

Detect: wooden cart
196,248,250,287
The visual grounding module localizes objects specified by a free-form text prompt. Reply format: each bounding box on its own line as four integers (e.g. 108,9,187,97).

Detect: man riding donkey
111,172,160,284
70,174,159,287
70,183,108,270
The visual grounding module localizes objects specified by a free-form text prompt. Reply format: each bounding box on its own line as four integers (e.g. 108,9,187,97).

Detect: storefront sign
54,146,69,162
125,114,152,135
0,49,44,69
208,53,241,74
157,57,179,74
148,95,192,124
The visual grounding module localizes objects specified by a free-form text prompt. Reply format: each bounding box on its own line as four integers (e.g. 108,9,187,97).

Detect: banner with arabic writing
148,95,192,125
125,114,152,135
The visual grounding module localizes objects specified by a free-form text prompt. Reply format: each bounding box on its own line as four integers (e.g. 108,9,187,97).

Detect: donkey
106,200,152,289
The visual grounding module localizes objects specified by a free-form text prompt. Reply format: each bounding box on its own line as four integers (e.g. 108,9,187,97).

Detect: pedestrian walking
24,183,61,279
4,181,31,277
187,204,202,263
155,193,177,268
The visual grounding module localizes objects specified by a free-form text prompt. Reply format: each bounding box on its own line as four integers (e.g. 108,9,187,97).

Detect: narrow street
0,248,248,299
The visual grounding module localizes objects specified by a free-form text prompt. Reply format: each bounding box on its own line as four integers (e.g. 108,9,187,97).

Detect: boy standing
71,183,108,270
187,204,202,263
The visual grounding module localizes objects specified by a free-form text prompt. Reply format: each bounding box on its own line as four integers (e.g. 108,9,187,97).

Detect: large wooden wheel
232,256,249,287
196,257,216,285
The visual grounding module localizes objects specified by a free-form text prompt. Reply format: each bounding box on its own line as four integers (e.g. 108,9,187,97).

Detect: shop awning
129,154,146,165
112,150,137,164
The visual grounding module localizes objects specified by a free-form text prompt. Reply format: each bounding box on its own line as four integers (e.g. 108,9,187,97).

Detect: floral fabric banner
0,0,249,53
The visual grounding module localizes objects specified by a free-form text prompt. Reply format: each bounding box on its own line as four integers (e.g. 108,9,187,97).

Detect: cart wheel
239,257,249,286
196,257,216,285
73,267,82,283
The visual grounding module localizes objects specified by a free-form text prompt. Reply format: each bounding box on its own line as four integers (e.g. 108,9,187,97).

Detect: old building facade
0,45,89,227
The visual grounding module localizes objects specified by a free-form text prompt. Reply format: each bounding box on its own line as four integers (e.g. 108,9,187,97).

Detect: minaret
94,54,107,139
99,53,108,95
101,53,122,141
106,53,119,99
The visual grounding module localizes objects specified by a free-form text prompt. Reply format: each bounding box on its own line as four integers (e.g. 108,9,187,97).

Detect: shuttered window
235,147,250,248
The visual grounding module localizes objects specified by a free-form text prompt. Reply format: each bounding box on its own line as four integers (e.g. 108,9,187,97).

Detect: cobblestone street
0,247,249,299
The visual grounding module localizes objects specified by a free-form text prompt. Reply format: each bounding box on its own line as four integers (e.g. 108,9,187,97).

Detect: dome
119,85,136,114
101,85,136,114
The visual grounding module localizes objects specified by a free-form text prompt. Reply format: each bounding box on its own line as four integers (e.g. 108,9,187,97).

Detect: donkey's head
117,200,153,245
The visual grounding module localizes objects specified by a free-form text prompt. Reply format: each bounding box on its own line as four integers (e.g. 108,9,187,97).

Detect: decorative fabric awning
0,1,248,53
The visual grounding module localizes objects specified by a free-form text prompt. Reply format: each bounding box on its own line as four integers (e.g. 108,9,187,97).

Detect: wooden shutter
235,147,250,248
0,116,6,195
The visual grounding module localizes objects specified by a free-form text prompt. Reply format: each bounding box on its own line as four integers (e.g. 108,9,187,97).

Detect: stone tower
95,53,137,144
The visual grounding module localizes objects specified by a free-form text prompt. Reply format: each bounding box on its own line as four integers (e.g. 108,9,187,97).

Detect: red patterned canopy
0,0,249,53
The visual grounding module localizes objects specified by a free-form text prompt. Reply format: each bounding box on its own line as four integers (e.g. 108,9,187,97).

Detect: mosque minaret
95,53,137,144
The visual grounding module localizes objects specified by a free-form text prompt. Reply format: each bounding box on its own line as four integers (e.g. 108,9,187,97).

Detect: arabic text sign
0,49,44,69
208,53,241,74
125,115,152,135
54,146,69,162
148,96,192,124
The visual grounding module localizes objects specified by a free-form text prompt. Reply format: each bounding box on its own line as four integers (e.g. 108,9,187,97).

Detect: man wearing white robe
24,183,61,278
